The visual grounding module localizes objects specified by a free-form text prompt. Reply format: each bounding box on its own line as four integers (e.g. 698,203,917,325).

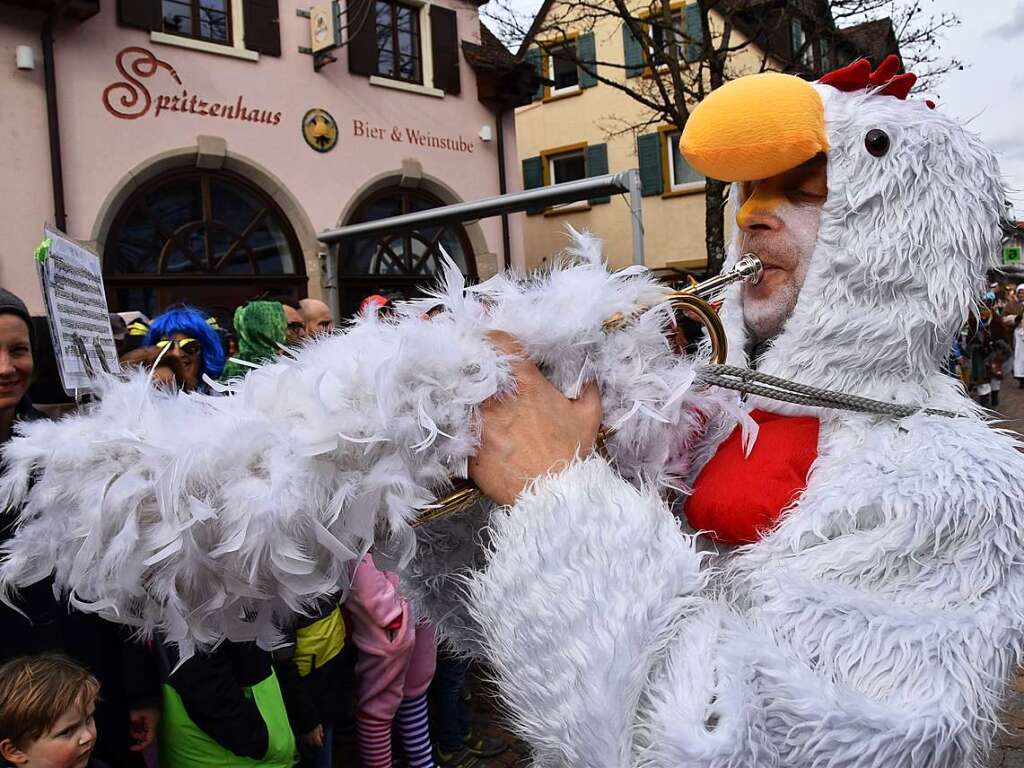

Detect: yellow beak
680,72,828,183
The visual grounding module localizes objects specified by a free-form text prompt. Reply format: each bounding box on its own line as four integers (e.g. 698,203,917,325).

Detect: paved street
996,380,1024,435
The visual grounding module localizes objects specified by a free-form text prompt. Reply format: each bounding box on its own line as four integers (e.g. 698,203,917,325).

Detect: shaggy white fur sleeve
467,456,706,768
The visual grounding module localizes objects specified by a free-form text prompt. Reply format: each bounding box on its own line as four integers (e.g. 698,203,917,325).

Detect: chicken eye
864,129,890,158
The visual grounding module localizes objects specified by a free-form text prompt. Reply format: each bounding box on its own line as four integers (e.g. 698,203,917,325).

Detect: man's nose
737,182,785,232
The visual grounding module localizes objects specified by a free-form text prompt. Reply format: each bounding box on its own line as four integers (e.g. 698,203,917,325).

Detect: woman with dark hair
0,288,160,768
121,305,225,392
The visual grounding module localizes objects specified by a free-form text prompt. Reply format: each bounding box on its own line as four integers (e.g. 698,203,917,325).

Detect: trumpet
413,254,764,526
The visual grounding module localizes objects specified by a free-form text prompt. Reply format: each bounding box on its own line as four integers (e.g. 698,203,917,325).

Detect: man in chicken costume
0,56,1021,768
408,56,1024,767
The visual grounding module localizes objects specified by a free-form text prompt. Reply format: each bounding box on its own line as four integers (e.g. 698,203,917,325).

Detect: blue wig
144,305,226,377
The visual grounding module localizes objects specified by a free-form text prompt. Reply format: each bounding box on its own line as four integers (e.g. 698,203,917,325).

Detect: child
0,653,105,768
346,554,437,768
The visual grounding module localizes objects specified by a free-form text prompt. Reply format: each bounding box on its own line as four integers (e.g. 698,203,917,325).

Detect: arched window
338,187,477,318
103,169,306,320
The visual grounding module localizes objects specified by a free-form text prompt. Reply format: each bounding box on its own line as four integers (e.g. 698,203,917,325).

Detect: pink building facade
0,0,528,322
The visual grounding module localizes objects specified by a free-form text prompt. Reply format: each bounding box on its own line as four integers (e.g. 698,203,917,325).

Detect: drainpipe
42,10,67,233
495,109,511,270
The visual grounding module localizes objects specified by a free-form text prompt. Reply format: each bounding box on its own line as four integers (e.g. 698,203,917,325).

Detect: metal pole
42,13,67,233
627,169,645,266
319,172,633,244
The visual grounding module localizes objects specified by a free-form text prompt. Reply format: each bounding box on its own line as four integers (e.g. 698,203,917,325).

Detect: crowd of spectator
953,282,1024,407
0,288,507,768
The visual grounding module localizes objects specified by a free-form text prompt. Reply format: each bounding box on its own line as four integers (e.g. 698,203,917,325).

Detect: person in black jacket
0,288,161,768
273,600,354,768
156,642,297,768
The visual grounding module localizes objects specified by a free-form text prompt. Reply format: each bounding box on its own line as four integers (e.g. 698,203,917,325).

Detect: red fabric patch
685,410,819,545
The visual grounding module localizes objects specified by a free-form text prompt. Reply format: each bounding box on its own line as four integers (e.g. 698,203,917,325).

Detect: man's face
283,305,307,346
300,299,334,336
737,154,828,344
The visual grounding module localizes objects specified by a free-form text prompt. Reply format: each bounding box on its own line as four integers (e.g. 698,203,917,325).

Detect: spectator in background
358,295,395,319
345,555,437,768
120,306,225,393
274,597,352,768
299,299,334,336
108,314,128,358
1004,284,1024,322
0,288,160,768
0,654,103,768
281,300,307,348
220,301,286,380
157,643,296,768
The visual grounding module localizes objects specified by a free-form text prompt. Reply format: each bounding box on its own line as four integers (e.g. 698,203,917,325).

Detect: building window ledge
543,202,591,216
542,88,583,104
662,182,706,198
369,75,445,98
150,31,260,62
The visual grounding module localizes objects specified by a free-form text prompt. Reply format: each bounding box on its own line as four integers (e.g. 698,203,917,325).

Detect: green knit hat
221,301,286,380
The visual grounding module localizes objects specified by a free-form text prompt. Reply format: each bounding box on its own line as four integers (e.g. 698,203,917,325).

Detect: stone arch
90,136,324,298
337,159,497,279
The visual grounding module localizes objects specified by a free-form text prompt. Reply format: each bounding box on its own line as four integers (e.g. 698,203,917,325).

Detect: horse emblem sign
302,108,339,153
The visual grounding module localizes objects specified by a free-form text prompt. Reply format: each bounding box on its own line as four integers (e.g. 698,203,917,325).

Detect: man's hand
300,724,325,749
128,707,160,752
469,332,603,506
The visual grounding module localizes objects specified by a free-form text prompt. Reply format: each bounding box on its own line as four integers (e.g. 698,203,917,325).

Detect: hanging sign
1004,246,1022,266
36,227,118,395
310,1,340,53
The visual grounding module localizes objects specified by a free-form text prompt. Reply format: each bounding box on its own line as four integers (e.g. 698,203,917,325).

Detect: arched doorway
103,168,307,325
337,186,477,319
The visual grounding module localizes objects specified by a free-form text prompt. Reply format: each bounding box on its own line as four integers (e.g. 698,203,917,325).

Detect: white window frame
151,0,259,61
546,41,580,97
791,19,813,69
546,146,589,212
646,9,684,66
665,130,704,193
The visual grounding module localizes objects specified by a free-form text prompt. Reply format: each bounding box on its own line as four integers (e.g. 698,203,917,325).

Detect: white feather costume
404,62,1024,767
0,241,737,658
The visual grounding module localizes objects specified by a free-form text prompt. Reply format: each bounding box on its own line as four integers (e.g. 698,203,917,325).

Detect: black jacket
272,605,355,735
0,398,160,768
159,641,276,760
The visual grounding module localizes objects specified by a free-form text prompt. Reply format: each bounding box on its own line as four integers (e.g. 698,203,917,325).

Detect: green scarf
221,301,286,380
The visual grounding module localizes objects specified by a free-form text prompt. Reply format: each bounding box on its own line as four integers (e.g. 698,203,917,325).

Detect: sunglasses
287,322,306,334
156,338,201,355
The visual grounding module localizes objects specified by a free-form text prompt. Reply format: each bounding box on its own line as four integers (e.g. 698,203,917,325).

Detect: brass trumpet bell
413,254,764,526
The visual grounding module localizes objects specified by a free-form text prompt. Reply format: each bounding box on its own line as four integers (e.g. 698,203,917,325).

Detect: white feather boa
0,233,738,657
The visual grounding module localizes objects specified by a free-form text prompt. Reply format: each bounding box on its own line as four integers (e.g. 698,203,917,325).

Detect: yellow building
513,3,898,275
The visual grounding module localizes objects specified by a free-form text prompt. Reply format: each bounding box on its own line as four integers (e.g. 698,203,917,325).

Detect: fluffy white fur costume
405,80,1024,767
0,242,738,658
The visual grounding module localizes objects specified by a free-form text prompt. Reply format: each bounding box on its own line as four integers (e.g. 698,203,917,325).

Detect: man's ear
0,738,29,765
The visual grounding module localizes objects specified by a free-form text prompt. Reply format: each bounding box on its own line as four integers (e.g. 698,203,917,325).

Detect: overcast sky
483,0,1024,217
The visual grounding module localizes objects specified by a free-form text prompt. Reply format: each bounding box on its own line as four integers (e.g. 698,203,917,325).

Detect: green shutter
622,23,645,77
577,32,598,88
522,156,545,215
637,133,663,196
790,19,802,56
683,3,704,62
586,143,610,204
525,47,545,101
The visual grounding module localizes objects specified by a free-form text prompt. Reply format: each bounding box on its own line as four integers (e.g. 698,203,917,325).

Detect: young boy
0,654,105,768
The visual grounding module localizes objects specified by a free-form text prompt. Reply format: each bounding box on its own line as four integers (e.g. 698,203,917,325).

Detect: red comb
819,54,920,102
